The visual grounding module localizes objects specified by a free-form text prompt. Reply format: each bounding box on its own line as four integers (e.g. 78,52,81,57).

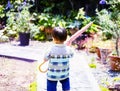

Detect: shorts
47,78,70,91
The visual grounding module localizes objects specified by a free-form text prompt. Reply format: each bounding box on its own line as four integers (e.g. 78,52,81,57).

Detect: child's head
52,27,67,43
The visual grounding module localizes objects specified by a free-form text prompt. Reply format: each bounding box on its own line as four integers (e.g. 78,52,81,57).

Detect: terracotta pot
44,27,53,40
96,47,101,59
108,87,117,91
108,84,120,91
44,27,53,34
108,56,120,71
97,48,112,64
69,28,78,35
115,84,120,91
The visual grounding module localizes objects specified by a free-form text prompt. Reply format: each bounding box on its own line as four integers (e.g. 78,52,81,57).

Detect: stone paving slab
0,41,101,91
0,41,49,61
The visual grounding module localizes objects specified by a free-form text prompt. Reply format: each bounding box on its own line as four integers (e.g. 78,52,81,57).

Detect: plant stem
115,37,119,56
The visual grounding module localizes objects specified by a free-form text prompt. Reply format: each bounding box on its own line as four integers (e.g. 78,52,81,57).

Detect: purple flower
23,0,27,6
99,0,107,5
6,0,13,10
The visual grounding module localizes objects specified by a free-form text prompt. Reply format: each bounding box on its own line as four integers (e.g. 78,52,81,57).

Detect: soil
0,57,37,91
0,41,52,91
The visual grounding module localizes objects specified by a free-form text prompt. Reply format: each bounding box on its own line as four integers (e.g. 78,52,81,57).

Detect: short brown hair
52,27,67,42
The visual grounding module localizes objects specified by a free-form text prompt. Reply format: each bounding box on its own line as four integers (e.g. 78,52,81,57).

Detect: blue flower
6,0,13,10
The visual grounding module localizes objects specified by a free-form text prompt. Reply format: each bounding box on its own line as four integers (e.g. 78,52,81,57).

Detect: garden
0,0,120,91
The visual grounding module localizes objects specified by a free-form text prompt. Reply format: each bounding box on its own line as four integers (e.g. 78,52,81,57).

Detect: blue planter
19,32,30,46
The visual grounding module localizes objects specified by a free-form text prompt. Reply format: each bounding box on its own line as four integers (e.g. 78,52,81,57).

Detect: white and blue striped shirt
44,44,74,81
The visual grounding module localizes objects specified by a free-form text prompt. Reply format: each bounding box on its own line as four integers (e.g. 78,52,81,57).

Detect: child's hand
65,40,72,46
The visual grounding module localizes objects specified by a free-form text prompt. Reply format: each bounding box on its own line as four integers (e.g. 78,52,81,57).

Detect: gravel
87,52,120,90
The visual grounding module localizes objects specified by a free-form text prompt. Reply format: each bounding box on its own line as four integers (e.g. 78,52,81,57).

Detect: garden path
0,41,101,91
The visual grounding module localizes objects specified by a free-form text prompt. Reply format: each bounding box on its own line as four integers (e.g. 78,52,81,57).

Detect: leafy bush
0,5,5,18
96,8,120,56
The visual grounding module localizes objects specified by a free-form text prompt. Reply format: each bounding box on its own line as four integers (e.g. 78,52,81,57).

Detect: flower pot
108,86,117,91
96,47,101,59
19,32,30,46
69,28,78,35
44,27,53,34
46,33,52,41
115,84,120,91
44,27,53,40
108,56,120,71
97,48,111,64
108,84,120,91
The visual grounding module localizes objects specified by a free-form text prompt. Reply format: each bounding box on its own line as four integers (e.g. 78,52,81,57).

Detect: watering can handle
39,61,48,73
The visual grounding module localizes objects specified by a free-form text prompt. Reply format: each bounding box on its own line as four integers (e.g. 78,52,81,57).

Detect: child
44,27,74,91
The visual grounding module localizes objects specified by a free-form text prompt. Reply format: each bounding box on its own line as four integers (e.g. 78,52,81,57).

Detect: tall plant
96,1,120,56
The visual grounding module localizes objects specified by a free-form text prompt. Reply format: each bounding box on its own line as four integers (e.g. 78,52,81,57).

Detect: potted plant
6,5,31,46
67,20,81,35
38,13,54,32
96,1,120,71
101,77,120,91
38,13,67,40
16,6,31,46
38,13,54,40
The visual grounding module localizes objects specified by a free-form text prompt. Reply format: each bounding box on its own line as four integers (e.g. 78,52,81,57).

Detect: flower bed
87,52,120,91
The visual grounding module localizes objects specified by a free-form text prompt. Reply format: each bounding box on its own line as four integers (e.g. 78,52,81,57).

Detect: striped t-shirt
44,44,74,81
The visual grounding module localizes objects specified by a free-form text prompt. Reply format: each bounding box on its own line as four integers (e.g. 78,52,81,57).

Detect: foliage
101,77,120,90
75,8,99,34
107,0,120,11
38,13,54,28
67,20,81,29
96,7,120,56
15,7,31,33
5,4,39,40
75,8,91,28
100,85,110,91
29,81,37,91
33,32,46,41
66,8,87,31
2,1,101,42
75,8,86,20
38,13,67,28
29,23,40,40
6,5,32,33
0,5,5,18
5,11,18,38
53,15,67,28
88,57,97,68
102,31,113,40
86,23,99,34
36,13,67,40
0,30,9,42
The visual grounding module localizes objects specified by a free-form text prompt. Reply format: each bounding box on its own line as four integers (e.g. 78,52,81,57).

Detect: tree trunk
116,38,119,56
34,0,40,12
